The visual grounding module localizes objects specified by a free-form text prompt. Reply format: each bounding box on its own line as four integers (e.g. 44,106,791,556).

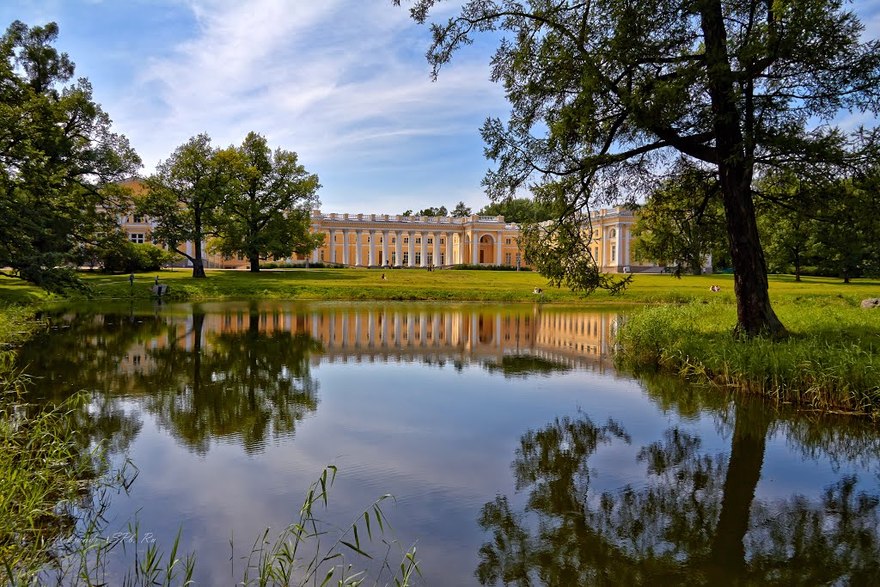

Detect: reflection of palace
117,305,619,374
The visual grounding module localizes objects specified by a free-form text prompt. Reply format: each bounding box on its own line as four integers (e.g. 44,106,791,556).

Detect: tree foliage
139,134,234,278
631,162,726,276
477,197,554,224
0,21,140,291
212,132,321,272
396,0,880,336
452,200,472,217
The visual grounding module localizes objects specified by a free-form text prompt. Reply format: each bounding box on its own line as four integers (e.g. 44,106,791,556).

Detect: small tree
631,163,726,276
212,132,320,272
452,201,472,217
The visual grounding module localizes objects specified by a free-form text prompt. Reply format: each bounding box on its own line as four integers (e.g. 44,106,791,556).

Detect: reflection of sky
25,304,879,585
83,357,880,586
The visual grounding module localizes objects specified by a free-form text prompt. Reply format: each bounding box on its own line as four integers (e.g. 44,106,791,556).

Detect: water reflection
12,302,880,583
476,376,880,585
20,303,615,455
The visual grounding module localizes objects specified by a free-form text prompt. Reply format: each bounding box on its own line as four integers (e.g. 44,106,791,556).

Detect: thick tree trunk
192,234,206,278
699,0,784,338
249,255,260,272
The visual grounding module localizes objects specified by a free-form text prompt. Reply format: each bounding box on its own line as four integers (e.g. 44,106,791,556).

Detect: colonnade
310,227,507,267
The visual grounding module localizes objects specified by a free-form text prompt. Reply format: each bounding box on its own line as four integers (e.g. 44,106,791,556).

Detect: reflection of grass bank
615,300,880,415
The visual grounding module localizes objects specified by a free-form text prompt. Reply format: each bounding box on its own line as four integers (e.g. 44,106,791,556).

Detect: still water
18,301,880,585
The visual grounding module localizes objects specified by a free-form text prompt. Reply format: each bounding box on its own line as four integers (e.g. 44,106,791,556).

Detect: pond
18,301,880,585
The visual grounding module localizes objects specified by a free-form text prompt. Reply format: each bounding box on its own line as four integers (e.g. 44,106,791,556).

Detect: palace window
505,253,512,265
440,238,444,244
506,238,512,245
129,233,145,244
427,254,433,265
415,252,421,265
427,238,433,244
611,244,617,262
404,237,409,244
415,237,421,244
402,252,409,265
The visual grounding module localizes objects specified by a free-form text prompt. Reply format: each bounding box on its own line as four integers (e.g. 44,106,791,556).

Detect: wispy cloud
108,0,505,212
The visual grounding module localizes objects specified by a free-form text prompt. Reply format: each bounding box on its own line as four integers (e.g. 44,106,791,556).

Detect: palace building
117,190,663,272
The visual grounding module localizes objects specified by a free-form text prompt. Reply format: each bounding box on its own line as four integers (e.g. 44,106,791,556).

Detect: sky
2,1,879,215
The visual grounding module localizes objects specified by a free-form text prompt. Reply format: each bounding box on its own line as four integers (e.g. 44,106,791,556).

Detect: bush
98,242,177,273
448,263,532,271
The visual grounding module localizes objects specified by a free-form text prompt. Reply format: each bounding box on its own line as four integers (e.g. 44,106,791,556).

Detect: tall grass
615,299,880,415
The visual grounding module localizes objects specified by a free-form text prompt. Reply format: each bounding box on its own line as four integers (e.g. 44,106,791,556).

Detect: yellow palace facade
305,210,524,268
119,203,660,273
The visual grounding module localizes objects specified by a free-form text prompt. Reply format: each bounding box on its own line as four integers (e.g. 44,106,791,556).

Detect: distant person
129,273,135,286
381,273,386,281
533,287,543,295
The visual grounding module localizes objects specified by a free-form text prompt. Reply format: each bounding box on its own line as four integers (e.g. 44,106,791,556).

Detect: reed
615,300,880,415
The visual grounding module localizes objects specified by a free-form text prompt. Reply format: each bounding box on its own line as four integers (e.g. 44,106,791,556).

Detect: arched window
609,228,617,239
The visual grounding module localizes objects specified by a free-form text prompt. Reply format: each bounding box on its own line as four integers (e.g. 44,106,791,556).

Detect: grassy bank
3,267,878,305
615,298,880,415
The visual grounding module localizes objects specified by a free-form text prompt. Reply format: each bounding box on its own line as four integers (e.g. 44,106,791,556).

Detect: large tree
140,134,232,278
212,132,321,272
397,0,880,337
0,21,140,291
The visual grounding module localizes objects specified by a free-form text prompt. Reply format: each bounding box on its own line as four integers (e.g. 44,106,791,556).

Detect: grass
3,267,878,305
615,298,880,415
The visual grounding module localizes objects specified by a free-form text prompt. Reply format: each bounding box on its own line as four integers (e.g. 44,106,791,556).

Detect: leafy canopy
0,21,140,291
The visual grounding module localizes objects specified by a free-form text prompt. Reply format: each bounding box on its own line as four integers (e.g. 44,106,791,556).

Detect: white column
432,232,440,266
615,223,621,270
394,231,402,267
407,231,415,267
624,225,631,266
420,233,428,267
329,229,336,263
471,232,479,264
368,230,376,266
355,230,363,266
445,232,453,266
496,231,503,265
382,230,389,266
342,230,349,265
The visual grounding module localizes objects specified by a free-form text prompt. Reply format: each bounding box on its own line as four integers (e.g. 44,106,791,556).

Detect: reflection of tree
142,305,322,454
482,355,571,379
477,407,880,585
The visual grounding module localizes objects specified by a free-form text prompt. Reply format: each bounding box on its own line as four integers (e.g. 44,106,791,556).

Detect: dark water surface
18,301,880,585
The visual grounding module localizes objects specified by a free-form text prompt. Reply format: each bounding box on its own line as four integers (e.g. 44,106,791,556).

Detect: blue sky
2,1,879,214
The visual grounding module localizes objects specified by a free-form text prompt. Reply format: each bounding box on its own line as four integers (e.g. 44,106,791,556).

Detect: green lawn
2,268,877,305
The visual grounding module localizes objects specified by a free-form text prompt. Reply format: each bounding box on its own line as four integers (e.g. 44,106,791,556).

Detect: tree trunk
794,251,801,282
249,255,260,272
192,238,206,278
699,0,784,338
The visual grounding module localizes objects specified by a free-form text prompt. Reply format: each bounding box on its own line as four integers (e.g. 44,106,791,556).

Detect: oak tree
0,21,140,291
397,0,880,336
140,134,232,278
212,132,321,272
